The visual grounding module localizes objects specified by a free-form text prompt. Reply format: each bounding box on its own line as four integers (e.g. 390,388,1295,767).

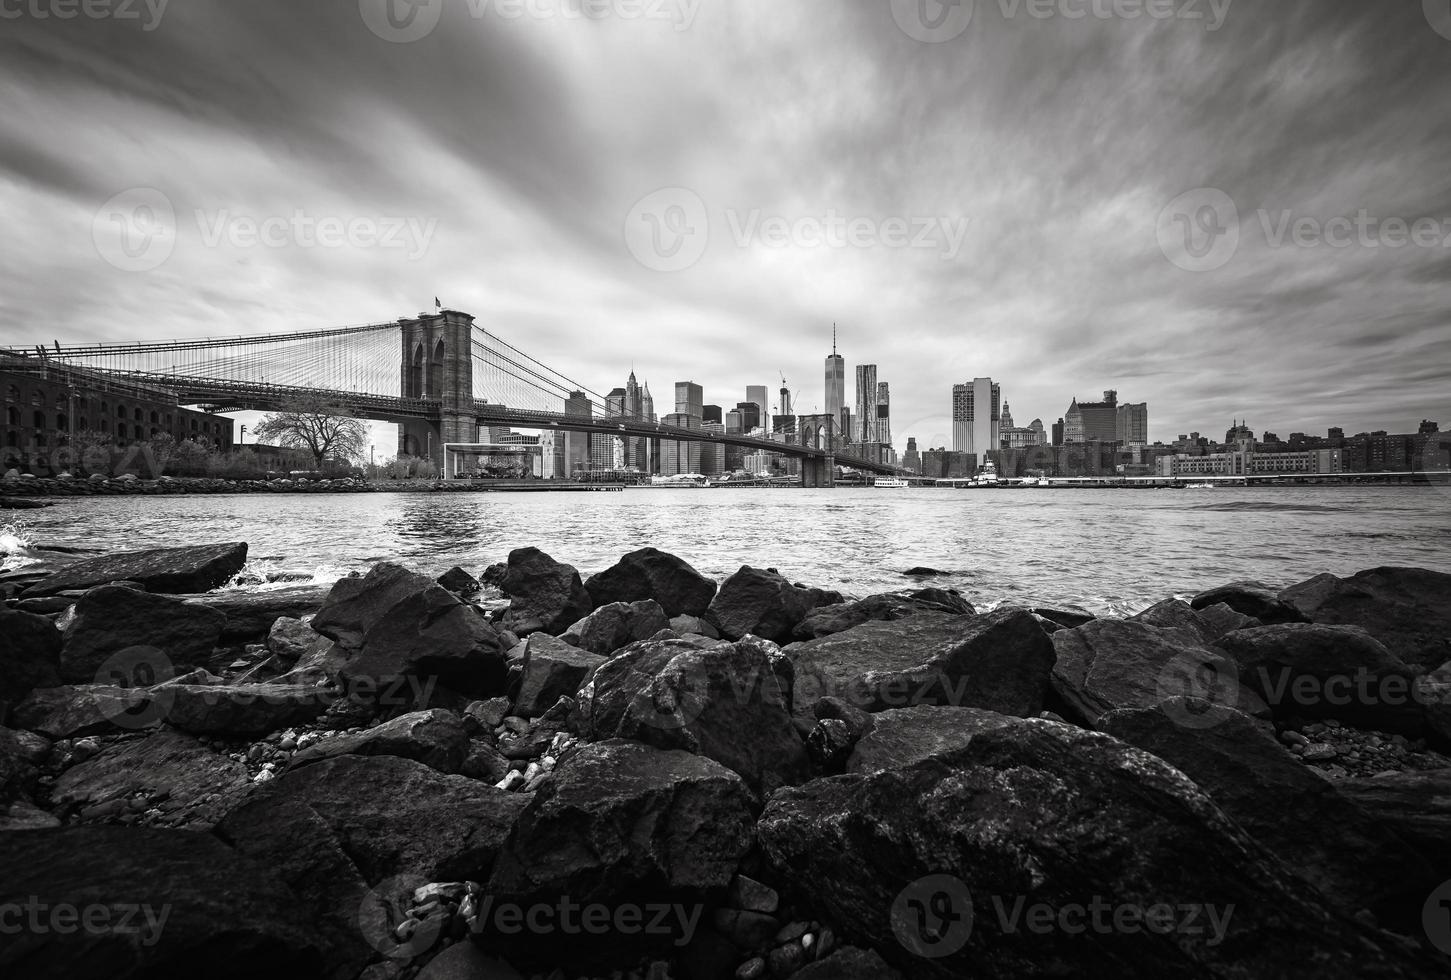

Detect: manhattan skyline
2,1,1449,446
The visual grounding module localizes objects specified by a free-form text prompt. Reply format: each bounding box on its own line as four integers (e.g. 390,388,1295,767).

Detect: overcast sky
3,0,1449,453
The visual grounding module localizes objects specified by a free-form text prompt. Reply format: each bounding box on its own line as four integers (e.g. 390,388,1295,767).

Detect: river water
4,486,1448,616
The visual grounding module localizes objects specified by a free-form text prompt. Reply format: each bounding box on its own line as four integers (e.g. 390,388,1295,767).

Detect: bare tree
252,398,368,469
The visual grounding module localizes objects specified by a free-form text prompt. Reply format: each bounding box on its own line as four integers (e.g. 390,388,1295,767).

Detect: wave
0,522,38,572
1192,502,1353,514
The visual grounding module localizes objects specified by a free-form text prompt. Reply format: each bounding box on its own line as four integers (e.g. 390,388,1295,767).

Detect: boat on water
873,477,909,488
974,460,1002,486
1184,482,1217,490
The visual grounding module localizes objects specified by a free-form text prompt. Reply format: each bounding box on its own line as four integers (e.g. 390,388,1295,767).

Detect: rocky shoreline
3,542,1451,978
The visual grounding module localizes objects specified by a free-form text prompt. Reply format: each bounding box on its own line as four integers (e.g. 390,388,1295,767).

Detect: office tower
563,391,591,478
703,404,723,425
700,422,725,476
1116,402,1149,446
855,364,878,444
1063,390,1119,444
825,326,846,424
660,413,702,475
952,378,1001,455
903,436,920,473
735,401,761,433
675,381,703,420
1052,418,1065,446
746,386,769,430
778,384,792,418
875,381,891,449
641,381,655,422
839,408,853,444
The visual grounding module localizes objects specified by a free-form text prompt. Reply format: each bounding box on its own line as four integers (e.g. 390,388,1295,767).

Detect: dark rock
19,541,248,597
562,599,673,655
902,566,947,577
311,562,435,649
12,595,74,615
846,704,1017,773
791,589,975,641
340,582,509,701
728,874,780,914
706,566,819,643
484,740,754,968
1214,623,1423,734
786,609,1056,724
1191,579,1307,625
480,562,509,591
216,755,530,977
0,826,324,979
1280,566,1451,667
758,719,1436,979
805,718,854,772
499,547,593,636
584,547,718,617
578,637,808,793
288,709,470,774
160,683,330,736
267,616,323,663
437,565,482,596
1196,601,1262,640
50,730,251,828
416,943,525,980
14,684,157,738
795,947,903,980
513,634,605,719
1335,769,1451,871
59,585,226,684
1026,606,1096,630
0,608,62,719
1050,619,1269,726
670,614,720,639
1128,598,1212,637
1100,699,1437,931
182,584,330,643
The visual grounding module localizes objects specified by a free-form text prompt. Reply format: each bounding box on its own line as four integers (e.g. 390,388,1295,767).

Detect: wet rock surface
19,541,249,598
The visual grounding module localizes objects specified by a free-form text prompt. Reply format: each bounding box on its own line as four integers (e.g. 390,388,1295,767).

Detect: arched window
117,423,127,440
116,404,127,419
408,344,425,398
4,406,16,425
134,408,142,422
100,400,109,414
32,410,45,430
56,413,68,431
150,411,159,424
428,338,445,397
4,385,17,402
31,390,43,407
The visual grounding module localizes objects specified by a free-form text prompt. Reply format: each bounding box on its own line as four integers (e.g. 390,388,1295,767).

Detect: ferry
873,477,909,488
974,460,1002,486
1184,482,1217,490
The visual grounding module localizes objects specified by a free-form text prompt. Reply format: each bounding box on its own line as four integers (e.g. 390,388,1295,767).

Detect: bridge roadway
1,364,900,475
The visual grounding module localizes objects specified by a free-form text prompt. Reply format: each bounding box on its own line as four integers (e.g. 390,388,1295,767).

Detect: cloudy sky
3,0,1449,453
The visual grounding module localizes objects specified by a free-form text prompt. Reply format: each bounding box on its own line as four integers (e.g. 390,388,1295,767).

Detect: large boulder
1100,699,1437,931
786,609,1056,724
182,584,330,643
58,585,226,684
1050,619,1269,727
584,547,718,617
339,582,509,701
578,636,809,793
12,684,157,739
311,562,435,650
483,740,755,968
0,826,324,978
19,541,248,597
50,730,252,828
287,709,470,774
792,589,976,641
159,682,331,736
0,609,62,720
845,705,1017,774
1190,579,1307,625
499,547,593,636
707,566,820,643
1280,566,1451,667
513,634,605,719
561,599,672,656
1335,769,1451,872
1128,598,1256,642
215,755,531,977
1213,624,1423,733
757,719,1438,978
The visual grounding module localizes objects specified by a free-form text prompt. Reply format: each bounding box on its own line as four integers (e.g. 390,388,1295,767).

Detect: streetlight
239,424,247,445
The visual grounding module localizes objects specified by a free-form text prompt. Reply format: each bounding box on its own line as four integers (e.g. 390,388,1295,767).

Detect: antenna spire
832,323,837,356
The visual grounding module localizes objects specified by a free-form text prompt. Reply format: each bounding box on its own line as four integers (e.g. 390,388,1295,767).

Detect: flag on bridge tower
434,296,441,310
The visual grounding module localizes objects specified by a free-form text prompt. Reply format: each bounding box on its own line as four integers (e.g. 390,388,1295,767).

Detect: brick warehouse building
2,356,233,474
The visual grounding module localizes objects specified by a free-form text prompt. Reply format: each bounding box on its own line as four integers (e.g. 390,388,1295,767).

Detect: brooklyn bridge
1,310,902,485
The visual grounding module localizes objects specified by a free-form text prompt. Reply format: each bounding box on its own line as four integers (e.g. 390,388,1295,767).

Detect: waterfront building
855,365,878,444
999,402,1045,450
1157,447,1344,477
1063,390,1119,444
1117,402,1149,446
563,390,591,478
902,436,920,473
1052,417,1065,446
825,327,846,427
952,377,1000,455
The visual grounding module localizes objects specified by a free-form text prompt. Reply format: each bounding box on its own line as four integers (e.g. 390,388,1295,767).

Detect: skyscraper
855,364,878,444
1116,401,1149,446
952,378,1001,455
1063,391,1119,444
746,386,769,432
563,390,591,478
875,381,891,449
825,326,845,429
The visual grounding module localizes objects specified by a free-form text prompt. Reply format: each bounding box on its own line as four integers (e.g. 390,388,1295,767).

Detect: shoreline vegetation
3,541,1451,977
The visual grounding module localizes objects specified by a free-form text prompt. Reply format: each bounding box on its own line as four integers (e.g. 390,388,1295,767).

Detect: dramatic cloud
1,0,1448,450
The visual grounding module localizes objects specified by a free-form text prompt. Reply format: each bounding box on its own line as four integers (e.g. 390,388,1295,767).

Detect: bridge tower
796,412,837,488
398,309,476,467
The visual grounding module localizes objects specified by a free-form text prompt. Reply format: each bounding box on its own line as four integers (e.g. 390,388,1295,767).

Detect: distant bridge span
2,309,903,482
